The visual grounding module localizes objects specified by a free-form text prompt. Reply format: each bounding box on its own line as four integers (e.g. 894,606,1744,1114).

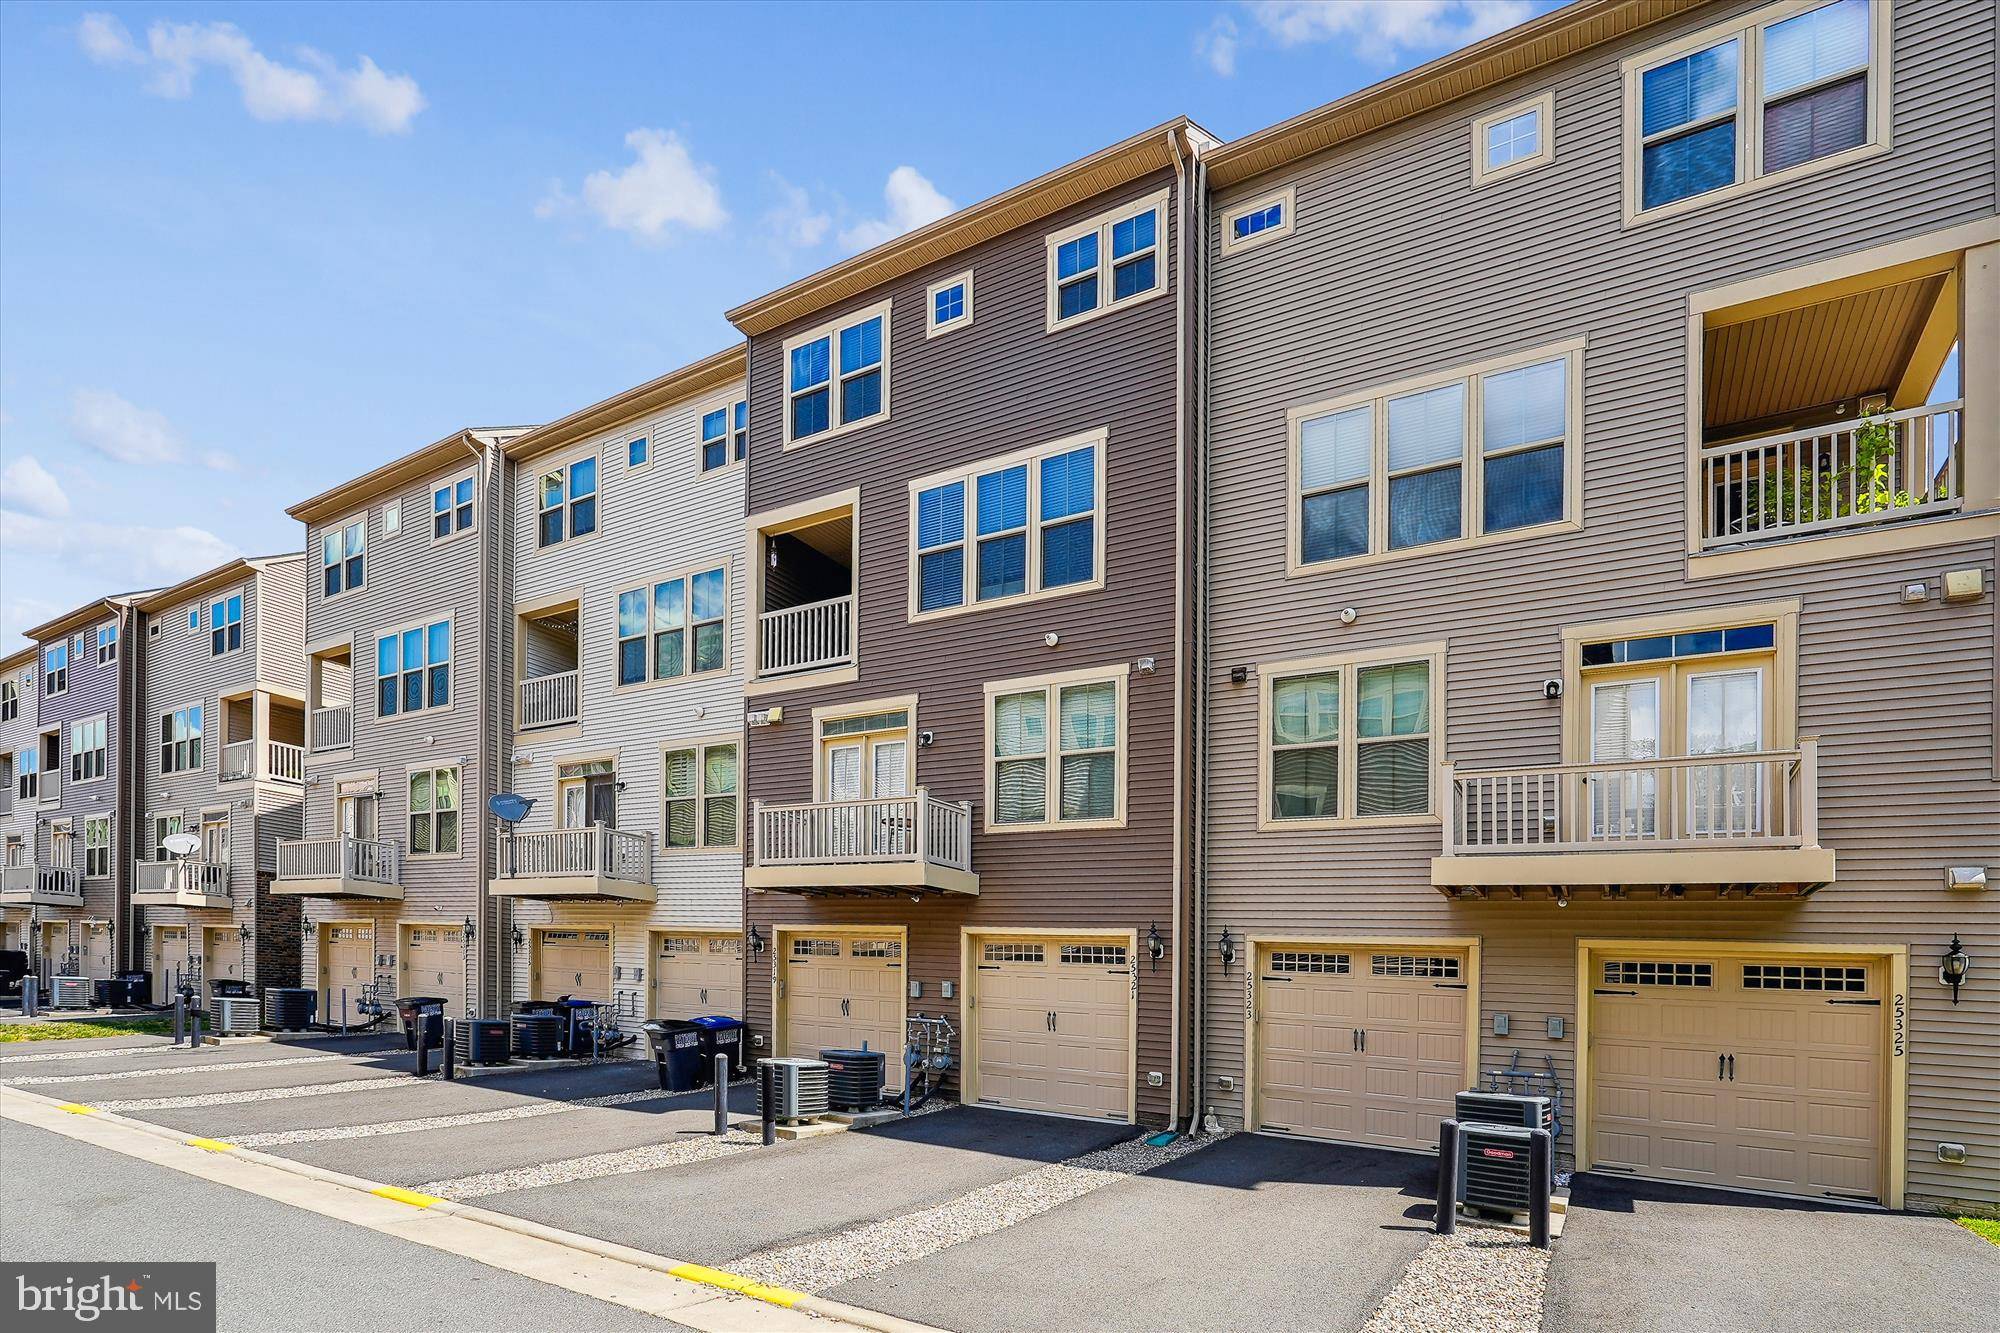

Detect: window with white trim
0,678,16,723
210,593,243,655
161,705,203,774
148,813,185,862
376,618,451,716
1472,91,1555,184
408,766,460,855
15,748,36,801
1265,651,1439,825
701,400,748,471
987,669,1125,830
537,455,598,547
96,623,118,665
43,642,67,696
912,432,1103,617
618,566,726,686
785,302,888,446
926,271,972,337
1628,0,1882,218
322,517,365,597
662,740,737,849
1221,186,1295,254
384,500,402,537
433,471,474,541
84,816,110,878
1046,191,1165,329
70,716,107,783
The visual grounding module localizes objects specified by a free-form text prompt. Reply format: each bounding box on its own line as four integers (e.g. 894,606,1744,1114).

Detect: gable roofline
504,346,744,465
286,427,533,525
1204,0,1702,188
1,644,35,675
23,593,151,645
135,553,305,615
725,117,1217,338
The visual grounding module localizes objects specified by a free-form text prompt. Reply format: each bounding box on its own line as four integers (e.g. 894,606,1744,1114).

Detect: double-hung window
1263,648,1441,827
985,667,1126,831
96,623,118,665
1291,341,1581,571
43,643,67,696
433,472,474,541
1046,191,1166,329
408,766,459,855
84,817,110,878
926,271,972,337
322,517,365,597
662,740,738,849
617,566,726,686
210,594,243,655
1629,0,1882,220
16,748,37,801
150,813,184,862
70,716,107,783
377,619,450,717
161,705,202,773
537,455,598,547
701,400,748,470
0,679,14,723
910,431,1105,618
785,303,888,445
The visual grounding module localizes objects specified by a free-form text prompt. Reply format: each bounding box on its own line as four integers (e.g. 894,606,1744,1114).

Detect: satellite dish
488,793,534,824
163,832,202,858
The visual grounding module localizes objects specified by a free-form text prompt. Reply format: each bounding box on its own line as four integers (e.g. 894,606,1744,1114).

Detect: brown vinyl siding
742,168,1189,1122
1202,0,1997,1209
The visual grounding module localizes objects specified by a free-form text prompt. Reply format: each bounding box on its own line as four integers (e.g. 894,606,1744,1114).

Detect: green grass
0,1017,176,1042
1959,1217,2000,1246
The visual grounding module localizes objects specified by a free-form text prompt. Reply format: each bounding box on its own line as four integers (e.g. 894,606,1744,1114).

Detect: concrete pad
826,1132,1439,1333
484,1105,1134,1267
1547,1174,2000,1333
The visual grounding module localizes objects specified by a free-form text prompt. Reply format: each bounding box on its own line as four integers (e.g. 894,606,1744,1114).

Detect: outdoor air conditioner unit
52,976,93,1009
759,1057,830,1123
1458,1121,1539,1217
1455,1090,1553,1135
209,995,260,1036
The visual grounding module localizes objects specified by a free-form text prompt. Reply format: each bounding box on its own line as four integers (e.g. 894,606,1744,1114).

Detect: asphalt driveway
1548,1174,2000,1333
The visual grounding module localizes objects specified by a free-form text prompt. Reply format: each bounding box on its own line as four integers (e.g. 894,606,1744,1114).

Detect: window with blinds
988,670,1124,829
663,741,738,849
1267,653,1436,824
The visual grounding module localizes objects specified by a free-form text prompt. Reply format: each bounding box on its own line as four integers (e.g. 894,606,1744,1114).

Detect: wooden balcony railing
268,740,305,783
310,705,352,752
759,595,854,677
497,825,652,884
518,670,580,730
276,835,400,886
754,789,973,872
1701,401,1962,550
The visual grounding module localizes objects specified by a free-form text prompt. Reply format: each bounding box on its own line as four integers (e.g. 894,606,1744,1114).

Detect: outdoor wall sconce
1941,934,1970,1004
461,915,476,941
510,924,524,953
238,923,253,942
748,924,765,955
1147,922,1164,970
1217,927,1236,972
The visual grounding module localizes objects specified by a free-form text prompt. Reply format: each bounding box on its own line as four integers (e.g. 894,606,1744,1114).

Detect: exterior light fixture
1941,935,1970,1004
461,915,476,941
510,924,524,953
238,923,253,941
748,924,766,955
1218,927,1236,971
1553,888,1570,908
1147,922,1164,970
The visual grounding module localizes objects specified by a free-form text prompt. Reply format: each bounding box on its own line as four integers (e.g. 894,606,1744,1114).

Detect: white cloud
544,129,728,243
67,389,236,472
1198,16,1241,76
0,456,71,519
762,173,832,251
0,511,240,590
839,167,956,253
1245,1,1532,62
77,14,425,133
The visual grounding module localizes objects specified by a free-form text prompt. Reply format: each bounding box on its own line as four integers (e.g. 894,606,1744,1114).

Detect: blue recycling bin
690,1015,747,1079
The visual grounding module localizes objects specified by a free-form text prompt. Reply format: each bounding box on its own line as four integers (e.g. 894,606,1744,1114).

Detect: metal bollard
172,992,185,1045
22,976,37,1018
713,1054,729,1136
1528,1128,1552,1250
415,1014,431,1077
442,1018,457,1081
759,1062,776,1146
1435,1119,1460,1235
189,1003,203,1047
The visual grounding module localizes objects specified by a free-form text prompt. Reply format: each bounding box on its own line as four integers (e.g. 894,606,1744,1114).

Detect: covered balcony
1432,740,1833,899
133,860,231,910
0,863,81,909
754,504,854,681
516,599,580,731
308,645,352,753
273,835,402,900
746,789,977,896
218,692,306,784
489,824,654,902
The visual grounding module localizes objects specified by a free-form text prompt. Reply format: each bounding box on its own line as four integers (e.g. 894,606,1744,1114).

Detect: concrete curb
9,1085,935,1333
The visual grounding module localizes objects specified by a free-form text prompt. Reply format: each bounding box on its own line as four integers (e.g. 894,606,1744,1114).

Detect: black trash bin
553,997,598,1056
93,978,114,1007
643,1020,707,1091
112,972,151,1009
212,978,251,998
395,995,447,1051
691,1015,748,1079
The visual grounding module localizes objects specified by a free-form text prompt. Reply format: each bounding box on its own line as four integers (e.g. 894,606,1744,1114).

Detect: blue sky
0,0,1551,651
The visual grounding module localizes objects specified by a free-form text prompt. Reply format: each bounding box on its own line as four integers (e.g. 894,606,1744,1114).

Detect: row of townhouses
4,0,1994,1216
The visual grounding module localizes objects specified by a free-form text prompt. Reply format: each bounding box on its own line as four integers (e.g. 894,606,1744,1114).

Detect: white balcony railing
39,769,61,803
518,670,580,730
498,824,651,884
276,835,400,886
0,864,81,905
220,740,255,782
754,789,973,872
759,595,853,677
268,740,305,783
310,705,352,752
134,860,229,901
1442,742,1819,855
1701,401,1962,550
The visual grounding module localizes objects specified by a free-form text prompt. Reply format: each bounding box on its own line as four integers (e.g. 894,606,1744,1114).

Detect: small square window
1472,91,1556,185
926,270,973,338
628,436,648,468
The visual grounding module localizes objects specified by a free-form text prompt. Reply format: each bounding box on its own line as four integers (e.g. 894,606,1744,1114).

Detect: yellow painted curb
371,1185,444,1209
56,1103,95,1115
666,1261,805,1308
185,1138,235,1152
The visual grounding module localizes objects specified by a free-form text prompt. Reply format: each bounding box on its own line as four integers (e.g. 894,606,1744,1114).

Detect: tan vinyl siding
1203,0,1997,1210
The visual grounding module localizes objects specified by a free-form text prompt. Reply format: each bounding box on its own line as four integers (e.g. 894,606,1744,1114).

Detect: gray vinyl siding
499,382,749,1037
0,657,34,843
258,558,309,694
29,606,133,947
1202,0,1998,1208
741,168,1190,1122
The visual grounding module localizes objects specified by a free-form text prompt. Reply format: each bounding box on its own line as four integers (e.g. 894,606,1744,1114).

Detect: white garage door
973,937,1132,1121
784,935,904,1090
152,926,189,1004
1589,952,1883,1201
319,924,374,1021
1256,947,1470,1151
536,929,611,1003
654,933,744,1020
202,925,242,999
400,923,470,1020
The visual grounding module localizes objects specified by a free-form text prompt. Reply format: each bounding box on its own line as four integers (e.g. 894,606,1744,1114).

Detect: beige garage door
319,924,374,1021
654,934,744,1020
1590,952,1882,1201
400,923,470,1020
1256,947,1470,1151
536,929,611,1002
973,938,1133,1122
784,935,904,1090
202,925,242,998
83,921,115,980
152,926,189,1003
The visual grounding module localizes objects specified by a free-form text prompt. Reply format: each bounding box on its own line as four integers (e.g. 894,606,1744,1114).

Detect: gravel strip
93,1072,422,1112
232,1087,678,1147
2,1054,344,1085
1362,1229,1550,1333
0,1046,178,1064
731,1130,1220,1293
416,1129,759,1201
